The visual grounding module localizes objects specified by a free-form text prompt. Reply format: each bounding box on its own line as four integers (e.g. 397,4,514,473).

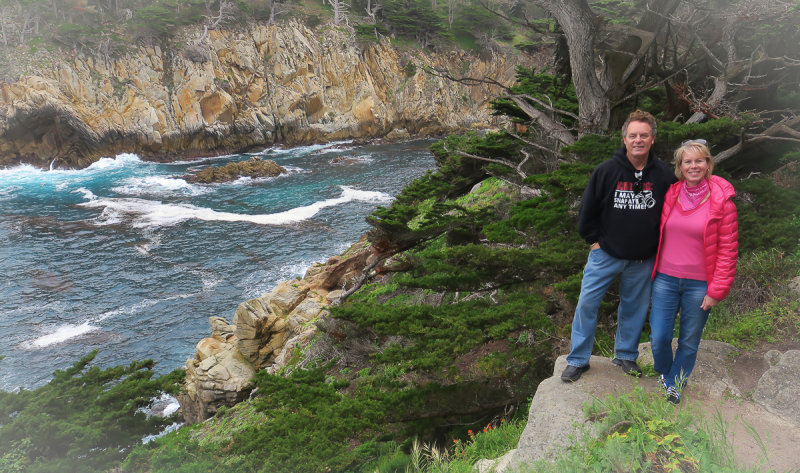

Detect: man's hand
590,242,601,250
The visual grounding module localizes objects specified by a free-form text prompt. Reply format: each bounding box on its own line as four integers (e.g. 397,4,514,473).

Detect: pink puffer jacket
652,175,739,301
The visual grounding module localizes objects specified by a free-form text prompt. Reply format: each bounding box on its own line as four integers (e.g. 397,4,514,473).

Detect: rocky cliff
178,238,373,423
0,21,526,168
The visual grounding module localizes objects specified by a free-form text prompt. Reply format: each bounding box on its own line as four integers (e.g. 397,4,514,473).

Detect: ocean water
0,140,436,391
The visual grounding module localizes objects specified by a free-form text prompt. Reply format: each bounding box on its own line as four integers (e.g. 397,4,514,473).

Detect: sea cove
0,140,436,391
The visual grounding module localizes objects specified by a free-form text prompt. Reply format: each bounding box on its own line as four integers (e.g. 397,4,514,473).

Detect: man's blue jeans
566,248,654,367
649,273,710,389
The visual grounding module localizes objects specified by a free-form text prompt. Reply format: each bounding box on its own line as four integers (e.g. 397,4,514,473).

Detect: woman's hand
701,295,719,311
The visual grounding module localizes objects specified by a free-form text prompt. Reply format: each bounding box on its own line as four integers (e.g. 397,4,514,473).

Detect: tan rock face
178,244,371,423
178,327,257,424
0,21,527,168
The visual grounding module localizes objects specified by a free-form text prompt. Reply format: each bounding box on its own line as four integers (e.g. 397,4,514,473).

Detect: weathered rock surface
177,322,257,424
184,157,285,183
178,240,375,423
753,349,800,426
0,21,532,168
479,340,800,473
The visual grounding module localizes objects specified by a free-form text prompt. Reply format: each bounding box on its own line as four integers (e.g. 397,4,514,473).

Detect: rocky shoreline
178,237,375,423
0,20,533,169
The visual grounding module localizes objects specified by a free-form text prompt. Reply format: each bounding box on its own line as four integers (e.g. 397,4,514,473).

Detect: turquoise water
0,140,436,391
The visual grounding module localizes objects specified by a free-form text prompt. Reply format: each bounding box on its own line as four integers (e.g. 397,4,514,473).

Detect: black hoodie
578,147,677,260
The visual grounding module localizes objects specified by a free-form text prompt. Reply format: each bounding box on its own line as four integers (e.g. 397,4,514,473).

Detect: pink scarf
679,179,710,211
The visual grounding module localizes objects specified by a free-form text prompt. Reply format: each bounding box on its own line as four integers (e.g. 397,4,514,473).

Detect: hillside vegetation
0,0,537,82
3,65,798,472
1,1,799,471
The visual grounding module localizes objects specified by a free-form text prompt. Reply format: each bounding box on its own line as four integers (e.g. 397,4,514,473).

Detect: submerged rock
183,157,285,183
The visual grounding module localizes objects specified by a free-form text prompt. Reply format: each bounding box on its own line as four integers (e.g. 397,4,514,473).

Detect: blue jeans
649,273,710,389
566,248,654,367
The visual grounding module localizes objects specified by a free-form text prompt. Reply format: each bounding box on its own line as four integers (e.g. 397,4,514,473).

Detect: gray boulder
753,349,800,426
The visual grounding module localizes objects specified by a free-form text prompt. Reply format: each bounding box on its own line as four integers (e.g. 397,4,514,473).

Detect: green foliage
0,351,183,473
394,243,582,290
129,5,178,38
369,414,527,473
333,289,553,370
655,118,745,163
228,367,384,472
704,249,800,348
561,133,621,165
381,0,447,48
123,361,535,473
734,176,800,254
450,0,512,52
367,133,498,249
355,23,390,43
491,69,578,127
530,387,745,473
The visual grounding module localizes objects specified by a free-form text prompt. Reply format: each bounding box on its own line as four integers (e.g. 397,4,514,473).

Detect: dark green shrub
0,351,183,473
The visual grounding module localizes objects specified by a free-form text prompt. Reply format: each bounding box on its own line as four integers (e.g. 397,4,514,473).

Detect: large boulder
178,271,337,423
178,319,257,424
183,157,285,183
488,341,800,473
753,349,800,426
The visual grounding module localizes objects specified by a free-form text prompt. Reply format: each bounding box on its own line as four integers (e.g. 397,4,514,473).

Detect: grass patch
704,249,800,348
524,387,761,473
368,411,527,472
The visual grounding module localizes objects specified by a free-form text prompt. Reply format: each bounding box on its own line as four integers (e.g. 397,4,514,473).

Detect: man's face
622,121,655,161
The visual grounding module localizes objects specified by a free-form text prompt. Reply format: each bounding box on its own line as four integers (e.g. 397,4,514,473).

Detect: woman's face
680,149,709,186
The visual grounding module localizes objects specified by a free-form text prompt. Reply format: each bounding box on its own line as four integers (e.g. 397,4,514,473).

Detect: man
561,110,678,382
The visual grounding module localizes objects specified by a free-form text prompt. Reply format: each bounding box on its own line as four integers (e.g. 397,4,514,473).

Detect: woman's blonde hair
673,141,714,180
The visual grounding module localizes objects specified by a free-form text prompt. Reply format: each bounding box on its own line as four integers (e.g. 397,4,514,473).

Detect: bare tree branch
715,115,800,163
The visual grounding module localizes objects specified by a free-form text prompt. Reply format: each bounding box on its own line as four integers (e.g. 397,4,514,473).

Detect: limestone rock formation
178,318,257,424
0,21,531,168
178,242,375,423
183,157,285,183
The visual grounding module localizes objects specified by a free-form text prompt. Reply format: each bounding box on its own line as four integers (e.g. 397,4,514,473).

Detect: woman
649,140,738,404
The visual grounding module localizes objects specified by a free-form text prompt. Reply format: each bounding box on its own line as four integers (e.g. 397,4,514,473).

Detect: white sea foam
73,187,97,200
166,152,240,166
93,296,192,324
22,294,200,350
280,165,309,175
27,322,100,348
0,163,41,177
85,153,143,171
138,393,181,418
142,422,184,444
241,258,321,298
111,176,207,197
78,186,392,228
269,140,354,156
0,164,70,188
134,229,163,256
0,153,144,187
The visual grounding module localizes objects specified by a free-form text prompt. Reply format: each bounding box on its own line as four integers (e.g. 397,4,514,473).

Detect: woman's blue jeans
649,273,710,389
566,248,654,367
